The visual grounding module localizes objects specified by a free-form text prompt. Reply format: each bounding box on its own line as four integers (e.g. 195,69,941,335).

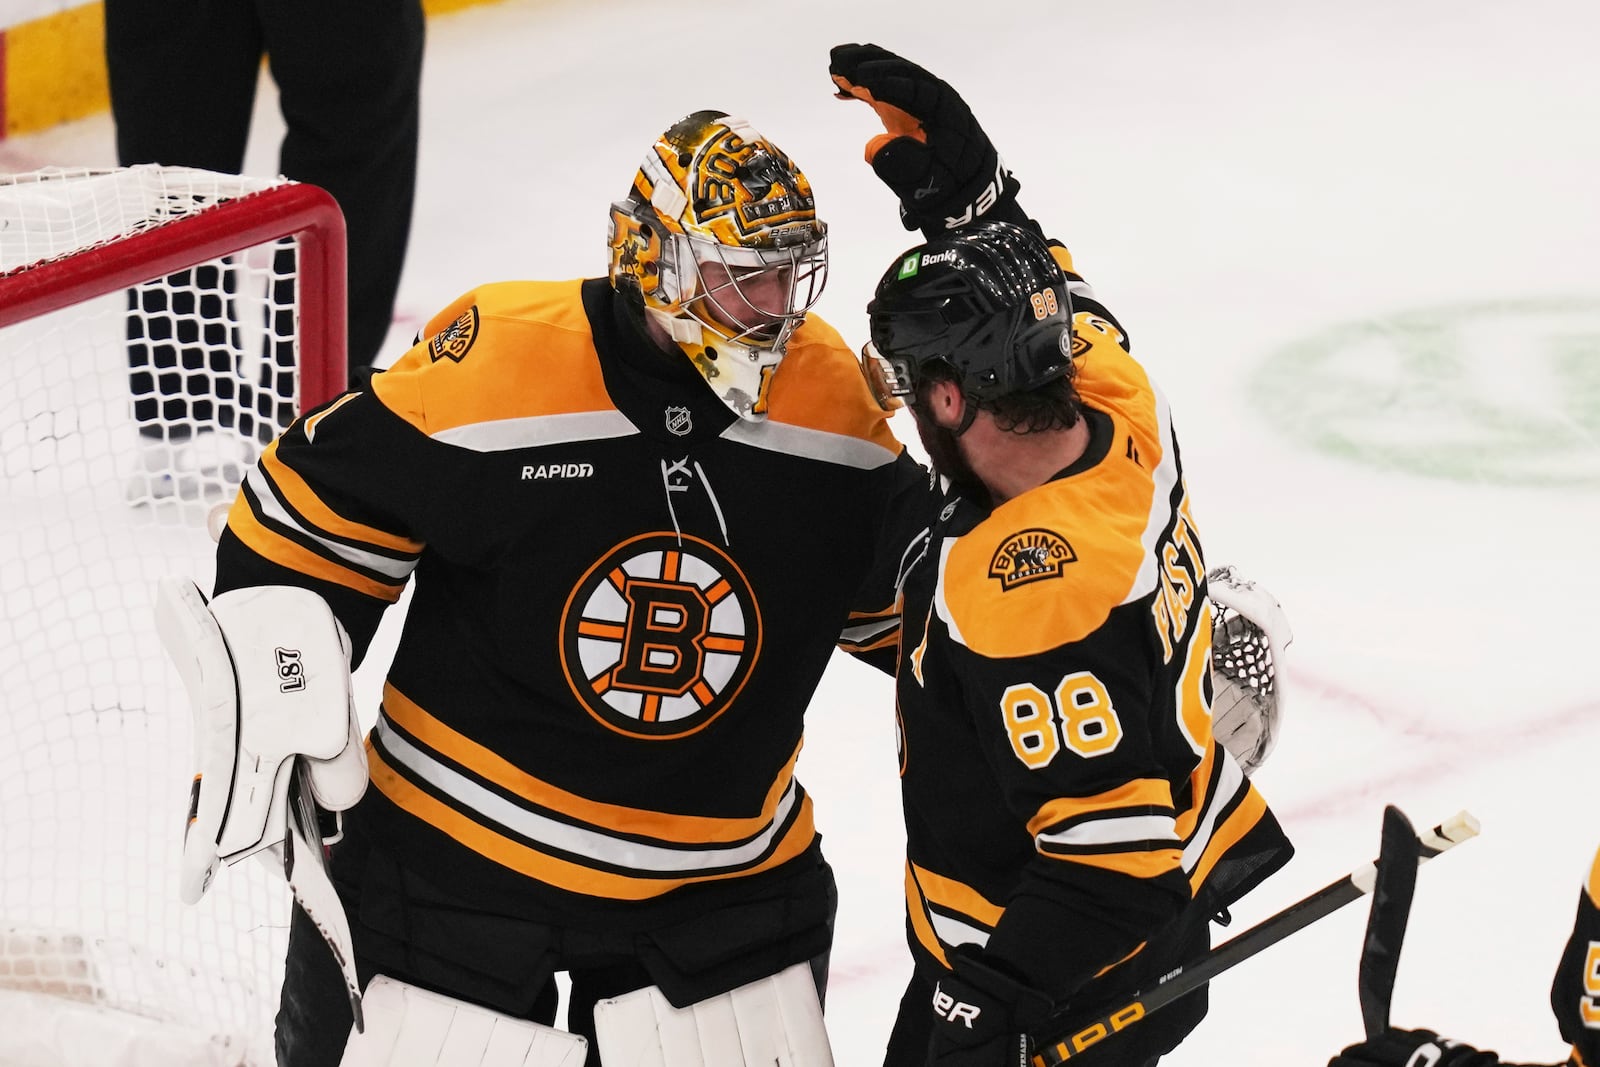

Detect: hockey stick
1359,805,1422,1037
1028,809,1480,1067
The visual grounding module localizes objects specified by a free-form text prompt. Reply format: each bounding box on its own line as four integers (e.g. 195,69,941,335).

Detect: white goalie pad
340,977,588,1067
156,578,367,902
592,962,834,1067
1207,565,1293,775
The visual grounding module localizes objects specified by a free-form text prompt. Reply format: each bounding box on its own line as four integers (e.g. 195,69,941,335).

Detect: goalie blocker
156,579,370,1020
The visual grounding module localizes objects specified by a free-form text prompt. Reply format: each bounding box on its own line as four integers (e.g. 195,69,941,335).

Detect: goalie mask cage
0,165,347,1066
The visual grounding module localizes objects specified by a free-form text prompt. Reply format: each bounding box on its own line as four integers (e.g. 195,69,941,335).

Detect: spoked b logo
559,532,762,739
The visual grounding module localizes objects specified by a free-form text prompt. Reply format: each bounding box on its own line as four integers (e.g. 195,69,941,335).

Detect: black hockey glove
1330,1028,1545,1067
829,43,1027,239
925,952,1053,1067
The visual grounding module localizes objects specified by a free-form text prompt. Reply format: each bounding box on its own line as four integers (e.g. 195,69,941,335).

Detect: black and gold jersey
215,277,922,929
1551,844,1600,1067
883,250,1292,1021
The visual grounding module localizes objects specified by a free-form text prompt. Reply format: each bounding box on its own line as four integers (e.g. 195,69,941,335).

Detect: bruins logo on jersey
988,528,1077,590
559,532,762,739
428,306,479,363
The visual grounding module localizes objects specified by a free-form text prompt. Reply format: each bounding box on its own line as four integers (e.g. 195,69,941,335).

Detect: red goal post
0,165,348,1066
0,168,348,406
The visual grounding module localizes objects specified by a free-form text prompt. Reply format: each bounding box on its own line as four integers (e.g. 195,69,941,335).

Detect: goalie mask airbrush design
608,111,829,420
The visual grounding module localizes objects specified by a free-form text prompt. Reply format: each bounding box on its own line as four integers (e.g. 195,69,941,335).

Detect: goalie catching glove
1207,565,1293,775
829,43,1027,238
156,579,369,1025
156,579,367,899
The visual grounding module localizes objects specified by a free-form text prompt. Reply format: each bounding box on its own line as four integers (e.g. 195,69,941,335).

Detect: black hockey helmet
865,220,1073,404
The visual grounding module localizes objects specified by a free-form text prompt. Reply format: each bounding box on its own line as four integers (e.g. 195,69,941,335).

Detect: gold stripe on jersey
906,866,952,967
1587,844,1600,907
1093,941,1148,980
1047,245,1105,313
906,862,1006,966
256,439,424,556
303,392,359,443
1049,246,1078,276
838,601,902,653
380,683,802,845
934,341,1176,659
1026,778,1176,840
1175,742,1276,895
1186,779,1267,894
1037,844,1182,882
912,862,1006,927
226,489,409,602
1028,780,1182,878
368,745,817,900
1174,742,1217,845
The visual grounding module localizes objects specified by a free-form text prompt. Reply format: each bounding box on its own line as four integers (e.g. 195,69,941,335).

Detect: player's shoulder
755,311,902,462
372,279,613,436
939,480,1150,659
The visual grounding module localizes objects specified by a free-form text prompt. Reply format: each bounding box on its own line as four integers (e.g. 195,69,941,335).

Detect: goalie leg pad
592,962,834,1067
340,976,588,1067
155,578,367,904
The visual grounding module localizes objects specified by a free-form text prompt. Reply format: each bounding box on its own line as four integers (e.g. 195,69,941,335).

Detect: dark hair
982,373,1082,434
915,355,1082,436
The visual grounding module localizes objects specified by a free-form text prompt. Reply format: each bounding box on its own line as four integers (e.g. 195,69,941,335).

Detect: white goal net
0,165,347,1067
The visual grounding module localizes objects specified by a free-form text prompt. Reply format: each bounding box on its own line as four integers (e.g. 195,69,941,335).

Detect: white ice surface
5,1,1599,1062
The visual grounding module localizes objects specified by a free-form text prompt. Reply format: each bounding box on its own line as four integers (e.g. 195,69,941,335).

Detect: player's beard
912,409,988,506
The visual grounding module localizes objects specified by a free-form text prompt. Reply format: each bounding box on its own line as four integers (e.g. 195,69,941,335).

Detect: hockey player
1328,841,1600,1067
830,45,1296,1066
158,109,927,1066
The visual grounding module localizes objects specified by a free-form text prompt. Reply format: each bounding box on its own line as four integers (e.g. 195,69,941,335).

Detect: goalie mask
863,220,1072,408
608,110,829,421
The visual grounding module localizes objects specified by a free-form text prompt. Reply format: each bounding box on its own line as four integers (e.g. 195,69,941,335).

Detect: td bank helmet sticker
560,532,762,739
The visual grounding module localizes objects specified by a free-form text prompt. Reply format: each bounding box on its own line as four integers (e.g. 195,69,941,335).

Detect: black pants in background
104,0,424,412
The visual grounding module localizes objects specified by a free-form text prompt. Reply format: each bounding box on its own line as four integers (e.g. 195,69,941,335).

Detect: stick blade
1358,805,1422,1037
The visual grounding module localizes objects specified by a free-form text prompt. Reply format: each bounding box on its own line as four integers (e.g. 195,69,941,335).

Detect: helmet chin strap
658,308,703,345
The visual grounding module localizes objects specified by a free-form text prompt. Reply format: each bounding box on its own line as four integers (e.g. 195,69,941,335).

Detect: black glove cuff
900,167,1023,237
908,191,1035,242
940,951,1056,1037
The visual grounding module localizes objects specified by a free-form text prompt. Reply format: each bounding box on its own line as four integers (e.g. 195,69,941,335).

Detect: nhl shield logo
665,406,693,437
988,528,1077,590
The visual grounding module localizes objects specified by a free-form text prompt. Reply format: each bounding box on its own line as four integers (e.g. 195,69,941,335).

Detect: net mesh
0,165,326,1065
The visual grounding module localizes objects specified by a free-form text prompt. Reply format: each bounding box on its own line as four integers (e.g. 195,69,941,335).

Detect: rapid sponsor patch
988,528,1077,590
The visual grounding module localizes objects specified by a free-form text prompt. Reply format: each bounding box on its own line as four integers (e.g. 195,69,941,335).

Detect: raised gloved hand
829,43,1026,238
1329,1028,1531,1067
925,952,1053,1067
